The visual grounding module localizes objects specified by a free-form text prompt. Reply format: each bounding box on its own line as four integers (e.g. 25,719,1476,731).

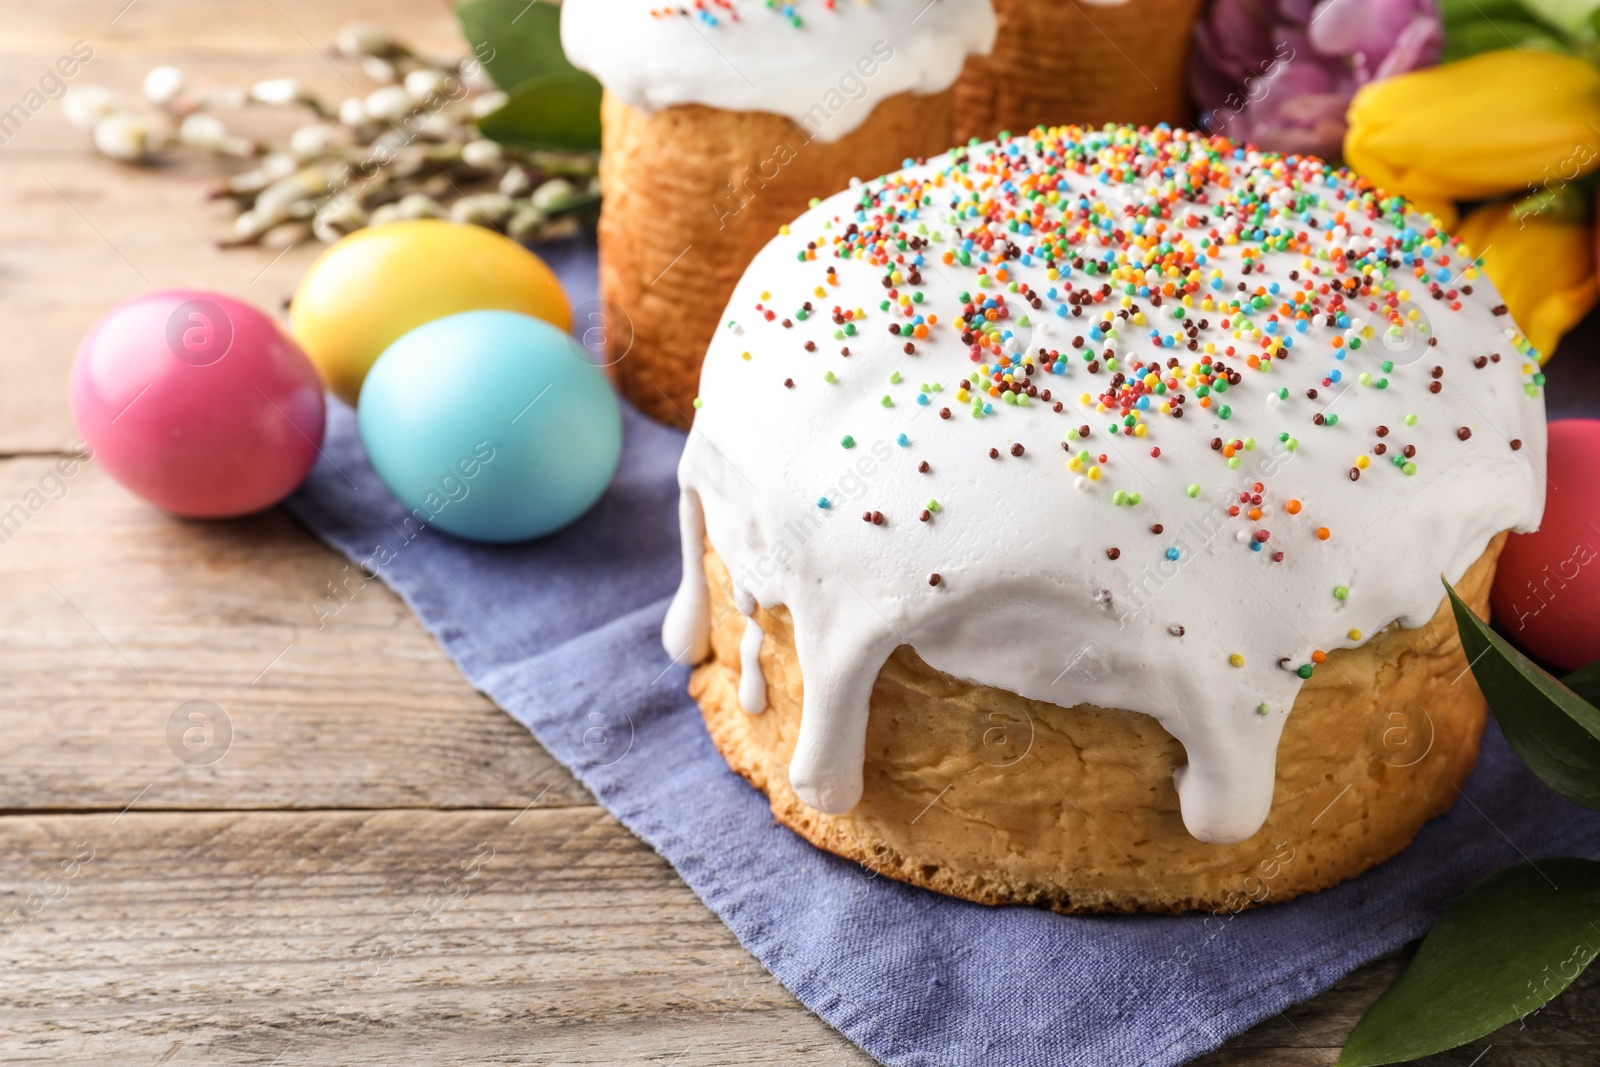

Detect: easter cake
561,0,996,428
662,124,1548,913
953,0,1205,143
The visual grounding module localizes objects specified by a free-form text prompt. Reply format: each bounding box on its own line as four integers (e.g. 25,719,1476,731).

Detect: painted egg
1491,418,1600,672
69,289,326,518
357,310,622,543
289,219,571,406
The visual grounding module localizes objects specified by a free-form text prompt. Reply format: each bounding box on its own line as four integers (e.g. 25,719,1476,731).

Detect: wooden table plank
0,808,874,1066
0,0,461,57
3,807,1589,1067
0,456,590,813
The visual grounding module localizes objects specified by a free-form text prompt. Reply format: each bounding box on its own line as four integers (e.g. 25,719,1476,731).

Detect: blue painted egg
358,310,622,543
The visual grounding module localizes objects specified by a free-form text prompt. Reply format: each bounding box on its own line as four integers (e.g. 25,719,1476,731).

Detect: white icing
662,489,710,666
663,127,1548,843
739,615,769,713
561,0,997,142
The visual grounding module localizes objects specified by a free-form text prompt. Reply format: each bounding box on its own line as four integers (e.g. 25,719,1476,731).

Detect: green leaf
475,71,602,152
1437,0,1573,59
1565,661,1600,706
1338,859,1600,1066
1439,0,1549,23
1513,171,1600,224
1446,580,1600,810
1519,0,1600,34
1513,182,1594,224
1442,18,1571,61
455,0,583,92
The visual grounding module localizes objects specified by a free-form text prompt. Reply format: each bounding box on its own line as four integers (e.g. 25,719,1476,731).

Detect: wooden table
2,3,1595,1063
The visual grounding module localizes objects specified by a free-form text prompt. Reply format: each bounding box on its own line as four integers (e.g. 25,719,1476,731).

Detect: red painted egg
70,290,326,518
1491,419,1600,672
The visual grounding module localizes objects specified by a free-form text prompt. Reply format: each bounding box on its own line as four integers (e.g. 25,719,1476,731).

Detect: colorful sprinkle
729,122,1543,713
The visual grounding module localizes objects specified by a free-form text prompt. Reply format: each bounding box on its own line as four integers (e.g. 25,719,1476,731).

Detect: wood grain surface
1,2,1594,1064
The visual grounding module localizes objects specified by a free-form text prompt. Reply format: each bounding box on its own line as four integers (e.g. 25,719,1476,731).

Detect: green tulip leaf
455,0,585,92
1442,17,1571,61
1446,580,1600,810
1513,179,1598,224
1441,0,1536,19
1438,0,1554,30
1565,661,1600,706
475,71,603,152
1517,0,1600,34
1338,858,1600,1066
1446,20,1571,61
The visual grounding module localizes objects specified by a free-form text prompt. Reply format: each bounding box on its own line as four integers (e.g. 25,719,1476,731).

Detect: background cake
954,0,1205,142
663,124,1548,912
562,0,997,428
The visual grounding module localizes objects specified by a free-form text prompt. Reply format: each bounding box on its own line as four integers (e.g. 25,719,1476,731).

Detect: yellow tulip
1454,201,1597,361
1345,49,1600,225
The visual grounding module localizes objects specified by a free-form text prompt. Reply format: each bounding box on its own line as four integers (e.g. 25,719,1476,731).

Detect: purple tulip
1189,0,1442,161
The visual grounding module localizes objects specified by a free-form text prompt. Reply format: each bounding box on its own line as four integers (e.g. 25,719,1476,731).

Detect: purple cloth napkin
283,236,1600,1067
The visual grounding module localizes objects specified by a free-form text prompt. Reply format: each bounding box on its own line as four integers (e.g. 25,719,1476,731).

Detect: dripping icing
662,489,709,666
738,616,768,714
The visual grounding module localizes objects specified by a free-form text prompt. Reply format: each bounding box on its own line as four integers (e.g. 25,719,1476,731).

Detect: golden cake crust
596,89,960,428
688,535,1505,914
952,0,1206,143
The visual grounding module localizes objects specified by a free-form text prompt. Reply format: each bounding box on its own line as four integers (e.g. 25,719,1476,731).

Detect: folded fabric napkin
283,237,1600,1067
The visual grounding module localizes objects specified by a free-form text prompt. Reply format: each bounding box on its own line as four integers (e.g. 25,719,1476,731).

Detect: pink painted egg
1491,418,1600,672
69,290,326,518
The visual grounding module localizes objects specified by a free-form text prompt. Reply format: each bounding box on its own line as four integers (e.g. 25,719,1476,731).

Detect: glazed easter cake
663,124,1548,914
953,0,1205,143
562,0,996,428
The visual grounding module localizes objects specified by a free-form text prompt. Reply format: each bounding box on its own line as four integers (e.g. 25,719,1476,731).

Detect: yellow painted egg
289,220,571,405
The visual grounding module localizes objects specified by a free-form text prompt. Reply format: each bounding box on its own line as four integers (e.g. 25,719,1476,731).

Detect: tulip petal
1454,201,1598,362
1345,48,1600,205
1371,15,1445,80
1311,0,1430,62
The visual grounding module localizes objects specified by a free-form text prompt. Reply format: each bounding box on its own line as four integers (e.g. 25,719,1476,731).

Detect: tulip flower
1345,48,1600,225
1454,200,1598,361
1189,0,1441,161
